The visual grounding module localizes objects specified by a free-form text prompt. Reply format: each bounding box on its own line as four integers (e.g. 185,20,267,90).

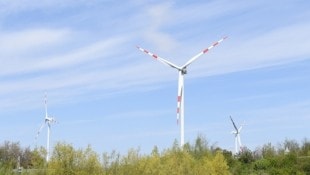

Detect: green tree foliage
0,141,39,174
102,150,121,174
160,146,196,175
48,142,103,175
101,136,229,175
0,141,21,169
31,147,46,169
261,143,276,159
238,147,254,164
1,136,310,174
301,138,310,156
188,134,211,160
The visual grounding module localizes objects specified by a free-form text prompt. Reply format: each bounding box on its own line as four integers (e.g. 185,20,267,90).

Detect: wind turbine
137,37,227,147
35,94,56,162
230,116,243,154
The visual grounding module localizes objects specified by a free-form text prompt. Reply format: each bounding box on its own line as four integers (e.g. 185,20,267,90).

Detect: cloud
0,0,94,14
142,2,179,52
105,109,171,120
1,0,310,113
32,36,128,71
0,28,70,56
0,27,131,110
0,28,128,77
187,21,310,78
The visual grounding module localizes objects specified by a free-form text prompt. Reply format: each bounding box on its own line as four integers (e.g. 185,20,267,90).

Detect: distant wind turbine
35,94,56,162
230,116,243,154
137,37,227,147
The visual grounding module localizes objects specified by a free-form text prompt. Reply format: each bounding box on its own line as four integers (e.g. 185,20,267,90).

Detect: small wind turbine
230,116,243,154
35,94,56,162
137,37,227,147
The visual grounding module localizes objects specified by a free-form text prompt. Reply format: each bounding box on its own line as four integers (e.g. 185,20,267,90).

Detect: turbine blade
182,36,227,68
176,89,183,124
230,116,238,131
176,73,183,125
35,122,46,142
51,117,56,124
136,46,181,70
238,125,243,132
44,93,48,119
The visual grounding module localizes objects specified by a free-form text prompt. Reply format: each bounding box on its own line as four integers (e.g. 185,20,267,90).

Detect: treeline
0,136,309,175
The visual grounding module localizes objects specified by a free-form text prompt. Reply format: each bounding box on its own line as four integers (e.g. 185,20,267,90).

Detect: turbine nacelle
45,116,56,123
231,130,238,135
181,67,187,75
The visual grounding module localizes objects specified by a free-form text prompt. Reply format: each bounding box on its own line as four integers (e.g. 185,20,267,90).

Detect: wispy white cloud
142,2,179,52
1,0,310,114
0,0,95,14
104,109,171,120
0,28,128,77
187,21,310,78
0,28,70,55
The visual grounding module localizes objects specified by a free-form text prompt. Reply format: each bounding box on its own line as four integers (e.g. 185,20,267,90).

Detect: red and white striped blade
182,36,227,68
136,46,181,70
176,87,182,125
44,93,48,118
176,73,184,125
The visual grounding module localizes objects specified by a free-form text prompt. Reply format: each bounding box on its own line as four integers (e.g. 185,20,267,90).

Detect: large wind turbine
230,116,243,154
137,37,227,147
35,94,56,162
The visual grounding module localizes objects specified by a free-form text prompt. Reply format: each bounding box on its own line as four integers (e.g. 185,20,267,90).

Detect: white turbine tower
230,116,243,154
137,37,227,147
35,94,56,162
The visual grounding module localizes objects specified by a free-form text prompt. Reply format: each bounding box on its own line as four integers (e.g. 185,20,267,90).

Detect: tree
77,145,103,175
237,147,254,164
0,141,21,169
103,150,121,175
192,134,211,160
300,138,310,156
211,151,230,175
31,147,46,169
48,142,76,175
261,143,276,159
222,149,237,170
160,147,195,175
48,143,103,175
141,146,162,175
282,139,300,154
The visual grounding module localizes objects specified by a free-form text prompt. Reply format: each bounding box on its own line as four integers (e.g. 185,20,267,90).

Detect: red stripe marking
144,50,148,54
152,55,158,59
213,42,219,46
177,96,181,102
203,48,209,53
177,108,180,113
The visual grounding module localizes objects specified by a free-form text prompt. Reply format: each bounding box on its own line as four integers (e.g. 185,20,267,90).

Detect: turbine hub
181,67,187,75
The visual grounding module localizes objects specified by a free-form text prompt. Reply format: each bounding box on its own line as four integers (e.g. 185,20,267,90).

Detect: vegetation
0,137,309,174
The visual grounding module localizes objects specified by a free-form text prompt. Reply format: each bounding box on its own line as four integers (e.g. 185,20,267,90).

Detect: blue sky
0,0,310,154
